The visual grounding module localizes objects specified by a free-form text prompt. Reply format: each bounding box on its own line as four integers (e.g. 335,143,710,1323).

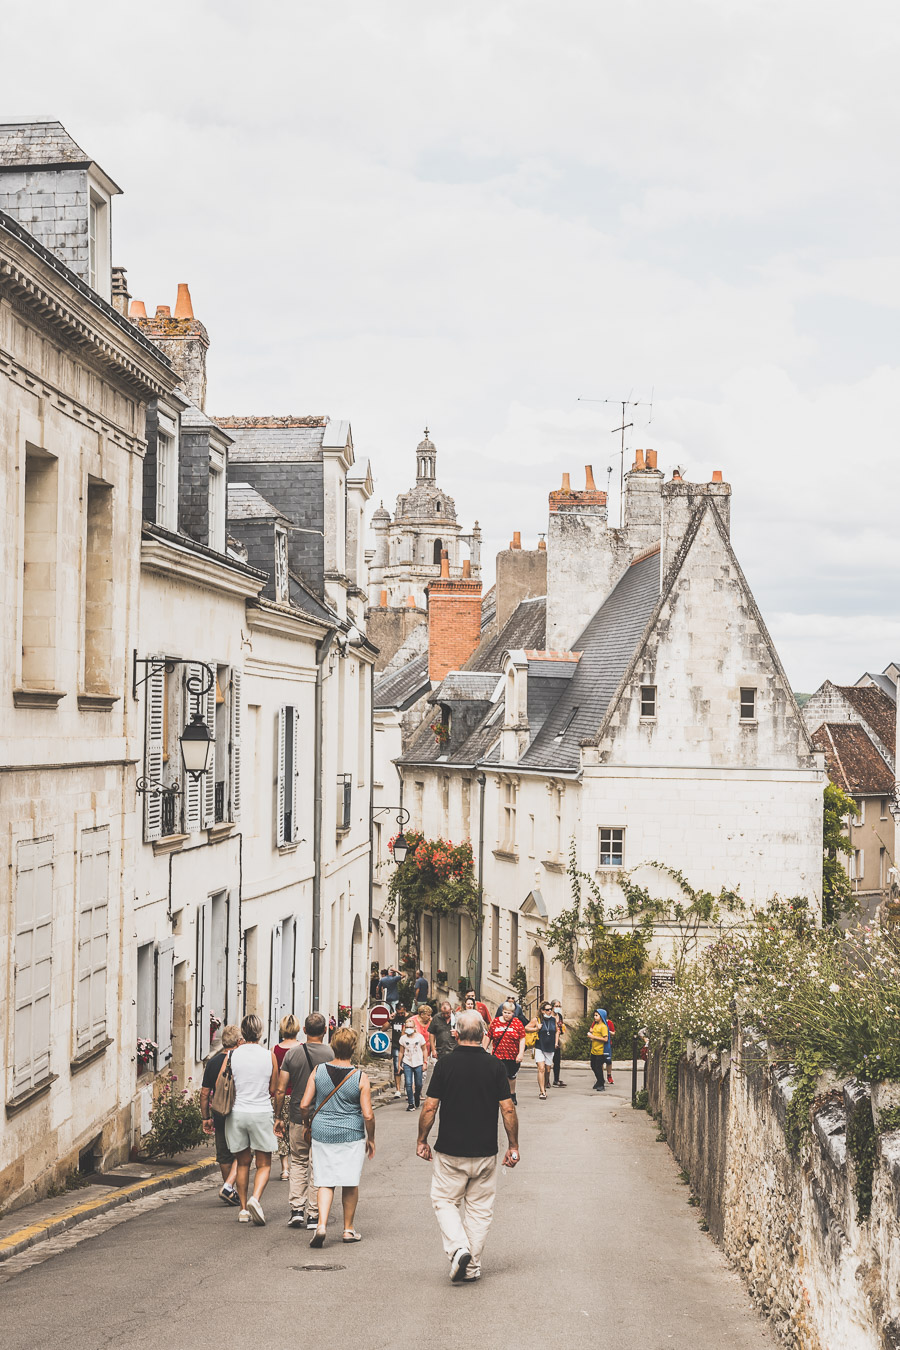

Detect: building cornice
141,536,265,601
0,211,177,399
246,600,330,643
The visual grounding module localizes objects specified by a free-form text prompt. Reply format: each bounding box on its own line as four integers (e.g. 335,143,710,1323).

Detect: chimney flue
633,448,645,471
407,594,416,607
174,282,194,319
440,549,450,579
711,470,723,483
129,299,147,319
538,537,546,551
380,588,388,607
462,559,471,578
511,531,521,549
645,449,657,470
155,305,171,318
585,465,597,491
560,472,571,493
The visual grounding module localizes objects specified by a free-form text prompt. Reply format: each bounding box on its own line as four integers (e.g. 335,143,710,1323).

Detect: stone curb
0,1157,218,1263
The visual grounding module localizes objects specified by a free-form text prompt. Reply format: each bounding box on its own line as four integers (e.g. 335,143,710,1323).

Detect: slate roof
811,724,894,795
287,570,337,627
217,421,328,463
227,482,287,522
374,652,430,712
836,685,896,755
518,550,661,771
429,672,500,702
466,596,546,672
0,120,91,166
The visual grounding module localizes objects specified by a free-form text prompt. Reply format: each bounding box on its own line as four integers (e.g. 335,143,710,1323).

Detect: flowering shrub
338,1003,352,1025
142,1072,205,1157
387,831,480,975
430,720,450,745
136,1037,157,1064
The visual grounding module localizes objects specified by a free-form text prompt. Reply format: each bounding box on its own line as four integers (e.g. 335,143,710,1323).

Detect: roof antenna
578,393,654,527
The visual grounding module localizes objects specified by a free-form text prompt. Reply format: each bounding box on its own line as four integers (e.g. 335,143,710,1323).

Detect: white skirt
311,1137,366,1188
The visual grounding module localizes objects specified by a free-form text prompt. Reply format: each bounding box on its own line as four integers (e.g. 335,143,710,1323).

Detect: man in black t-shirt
200,1024,242,1205
417,1010,520,1284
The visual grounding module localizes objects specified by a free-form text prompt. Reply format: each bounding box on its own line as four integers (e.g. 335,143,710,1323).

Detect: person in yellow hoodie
587,1009,609,1092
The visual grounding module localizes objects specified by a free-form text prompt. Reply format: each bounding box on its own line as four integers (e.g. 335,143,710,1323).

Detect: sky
5,0,900,689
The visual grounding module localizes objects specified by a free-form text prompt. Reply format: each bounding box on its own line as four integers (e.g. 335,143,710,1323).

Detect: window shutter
183,663,204,834
229,669,242,823
291,705,301,841
276,707,286,847
269,922,283,1045
14,838,54,1094
195,898,211,1061
144,659,166,842
155,939,175,1067
76,827,109,1056
225,890,241,1022
202,662,217,828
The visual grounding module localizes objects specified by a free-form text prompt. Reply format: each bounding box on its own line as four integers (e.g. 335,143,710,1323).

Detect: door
195,900,211,1061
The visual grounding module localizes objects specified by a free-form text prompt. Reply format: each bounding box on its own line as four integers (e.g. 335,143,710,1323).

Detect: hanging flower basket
430,720,450,746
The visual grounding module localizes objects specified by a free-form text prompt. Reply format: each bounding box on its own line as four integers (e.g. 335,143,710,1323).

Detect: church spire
416,427,437,485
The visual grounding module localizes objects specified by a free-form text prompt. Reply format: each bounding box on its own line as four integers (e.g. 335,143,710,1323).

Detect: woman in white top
398,1017,428,1111
224,1013,279,1225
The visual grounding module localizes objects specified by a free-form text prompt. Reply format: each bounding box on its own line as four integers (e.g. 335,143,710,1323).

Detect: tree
822,782,857,926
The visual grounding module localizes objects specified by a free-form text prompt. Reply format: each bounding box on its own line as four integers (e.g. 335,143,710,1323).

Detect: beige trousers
288,1123,318,1214
431,1150,498,1271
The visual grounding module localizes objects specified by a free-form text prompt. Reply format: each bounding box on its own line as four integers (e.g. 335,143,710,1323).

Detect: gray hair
502,1000,516,1015
455,1010,485,1043
221,1024,241,1049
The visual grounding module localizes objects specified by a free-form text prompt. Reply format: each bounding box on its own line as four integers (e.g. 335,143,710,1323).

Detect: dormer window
208,464,225,552
87,184,111,300
274,528,289,603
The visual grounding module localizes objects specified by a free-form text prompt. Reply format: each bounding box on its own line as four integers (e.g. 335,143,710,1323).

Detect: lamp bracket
133,652,215,701
135,777,182,798
372,805,410,828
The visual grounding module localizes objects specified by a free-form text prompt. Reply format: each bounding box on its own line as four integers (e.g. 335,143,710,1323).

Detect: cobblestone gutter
648,1030,900,1350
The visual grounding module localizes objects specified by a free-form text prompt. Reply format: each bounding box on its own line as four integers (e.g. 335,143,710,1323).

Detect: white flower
828,983,840,994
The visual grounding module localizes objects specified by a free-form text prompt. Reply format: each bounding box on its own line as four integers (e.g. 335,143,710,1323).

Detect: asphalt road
1,1068,773,1350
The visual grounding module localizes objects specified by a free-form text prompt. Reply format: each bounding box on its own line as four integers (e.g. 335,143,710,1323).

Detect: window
739,687,757,721
89,199,98,290
881,798,888,821
208,465,225,551
501,780,517,852
136,942,155,1061
555,706,579,739
20,448,59,692
640,685,657,718
491,905,500,974
83,480,113,696
880,847,887,889
337,773,352,831
850,849,863,882
509,911,519,983
274,527,289,602
212,666,241,825
599,827,625,868
208,891,227,1037
75,827,109,1057
277,705,301,846
433,538,443,564
156,433,173,528
14,838,54,1095
853,800,865,827
528,813,536,858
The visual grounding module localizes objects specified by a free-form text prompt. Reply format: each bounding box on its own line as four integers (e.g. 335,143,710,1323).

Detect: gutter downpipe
367,660,375,979
475,770,487,997
312,630,336,1012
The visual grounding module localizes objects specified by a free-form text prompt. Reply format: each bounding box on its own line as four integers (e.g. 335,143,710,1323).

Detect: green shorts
224,1109,278,1154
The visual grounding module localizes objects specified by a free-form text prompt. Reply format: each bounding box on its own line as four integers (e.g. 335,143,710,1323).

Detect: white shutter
229,669,242,823
76,827,109,1056
14,838,54,1094
155,939,175,1067
144,660,166,841
183,663,203,834
195,898,211,1061
202,662,217,829
225,890,241,1022
276,707,286,847
269,922,283,1045
291,705,301,841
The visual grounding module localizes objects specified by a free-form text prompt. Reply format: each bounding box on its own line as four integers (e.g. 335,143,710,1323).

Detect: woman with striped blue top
298,1026,375,1247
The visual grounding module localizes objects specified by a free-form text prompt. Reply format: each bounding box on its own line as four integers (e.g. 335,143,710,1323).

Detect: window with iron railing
161,793,177,838
215,781,225,824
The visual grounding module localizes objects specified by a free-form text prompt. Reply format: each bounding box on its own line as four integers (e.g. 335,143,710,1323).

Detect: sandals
309,1228,327,1248
343,1229,363,1242
539,1092,547,1099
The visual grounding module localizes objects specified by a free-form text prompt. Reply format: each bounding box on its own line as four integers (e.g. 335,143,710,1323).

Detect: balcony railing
161,793,177,838
215,781,225,824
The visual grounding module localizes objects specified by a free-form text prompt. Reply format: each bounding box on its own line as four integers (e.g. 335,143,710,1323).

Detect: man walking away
417,1010,520,1284
429,1001,457,1063
274,1012,335,1229
381,966,401,1011
488,1000,526,1105
413,969,429,1010
200,1023,242,1205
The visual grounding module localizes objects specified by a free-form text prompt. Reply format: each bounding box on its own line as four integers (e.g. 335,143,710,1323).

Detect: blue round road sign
368,1029,390,1056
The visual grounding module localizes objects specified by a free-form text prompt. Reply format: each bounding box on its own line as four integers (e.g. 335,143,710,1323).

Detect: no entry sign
369,1003,391,1028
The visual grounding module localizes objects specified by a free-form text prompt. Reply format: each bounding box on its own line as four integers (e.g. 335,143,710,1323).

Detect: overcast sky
7,1,900,689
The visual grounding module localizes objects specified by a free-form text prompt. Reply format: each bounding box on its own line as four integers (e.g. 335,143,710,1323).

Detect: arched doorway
432,538,444,564
350,915,364,1012
530,945,545,1004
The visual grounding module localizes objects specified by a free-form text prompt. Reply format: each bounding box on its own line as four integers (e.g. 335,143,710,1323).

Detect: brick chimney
133,282,210,409
428,552,482,682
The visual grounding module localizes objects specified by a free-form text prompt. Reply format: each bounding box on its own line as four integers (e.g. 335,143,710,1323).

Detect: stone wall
648,1034,900,1349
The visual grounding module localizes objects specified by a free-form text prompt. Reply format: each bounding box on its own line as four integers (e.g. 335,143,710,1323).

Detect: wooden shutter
195,898,211,1061
291,705,301,841
155,939,175,1067
182,663,204,835
229,669,242,823
144,659,166,841
76,827,109,1056
202,662,217,829
225,890,241,1022
269,921,283,1045
275,707,286,847
14,838,54,1094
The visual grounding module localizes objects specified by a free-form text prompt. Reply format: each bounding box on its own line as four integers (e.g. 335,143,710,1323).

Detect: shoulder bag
303,1066,360,1146
210,1050,235,1117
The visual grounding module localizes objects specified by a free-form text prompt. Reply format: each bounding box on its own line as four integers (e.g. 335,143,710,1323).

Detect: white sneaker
450,1248,472,1283
247,1197,266,1226
393,1090,402,1098
464,1266,482,1281
238,1209,251,1223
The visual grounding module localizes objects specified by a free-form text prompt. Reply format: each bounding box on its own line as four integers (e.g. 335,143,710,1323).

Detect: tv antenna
577,392,654,526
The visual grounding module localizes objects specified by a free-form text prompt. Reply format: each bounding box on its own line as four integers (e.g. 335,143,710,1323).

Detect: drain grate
291,1264,347,1272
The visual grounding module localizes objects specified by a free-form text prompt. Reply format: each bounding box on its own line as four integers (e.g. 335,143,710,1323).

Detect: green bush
143,1072,205,1157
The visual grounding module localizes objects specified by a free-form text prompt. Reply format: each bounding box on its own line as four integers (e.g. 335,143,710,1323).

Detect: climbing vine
386,831,480,970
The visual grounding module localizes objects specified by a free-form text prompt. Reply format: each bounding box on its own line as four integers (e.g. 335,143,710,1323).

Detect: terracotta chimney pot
407,594,416,607
711,469,723,483
560,472,571,493
538,538,546,551
633,449,645,471
512,531,521,549
672,469,682,482
380,588,388,607
585,465,597,491
155,305,171,318
129,299,147,319
440,549,450,579
174,282,194,319
645,449,657,470
462,559,471,578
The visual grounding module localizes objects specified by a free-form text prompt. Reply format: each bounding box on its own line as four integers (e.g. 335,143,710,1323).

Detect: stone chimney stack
495,535,547,633
111,266,130,316
133,282,210,410
427,563,482,683
622,448,665,554
546,465,613,649
660,471,732,576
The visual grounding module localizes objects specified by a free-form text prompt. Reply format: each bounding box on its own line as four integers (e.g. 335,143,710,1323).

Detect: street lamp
373,805,411,862
392,831,410,864
180,711,213,780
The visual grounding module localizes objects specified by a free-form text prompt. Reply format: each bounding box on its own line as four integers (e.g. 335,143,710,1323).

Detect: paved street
0,1069,771,1350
